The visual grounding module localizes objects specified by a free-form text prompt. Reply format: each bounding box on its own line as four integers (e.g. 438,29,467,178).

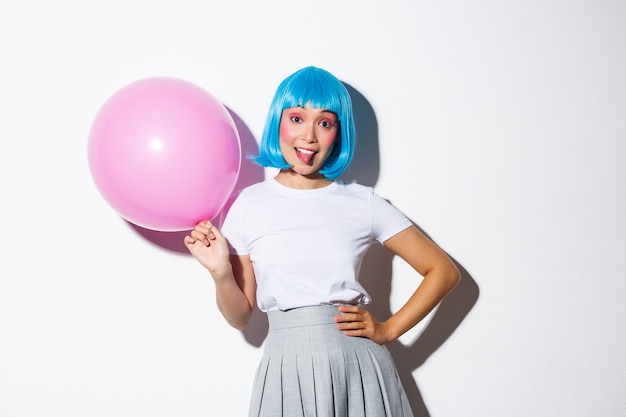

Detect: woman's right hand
184,221,232,278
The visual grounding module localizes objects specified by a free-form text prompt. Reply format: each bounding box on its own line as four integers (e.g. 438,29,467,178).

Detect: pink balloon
88,77,241,231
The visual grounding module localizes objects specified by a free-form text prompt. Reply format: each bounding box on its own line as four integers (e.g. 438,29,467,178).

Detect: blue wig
253,66,356,180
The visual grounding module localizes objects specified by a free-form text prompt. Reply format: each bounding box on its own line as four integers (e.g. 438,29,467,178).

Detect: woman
185,66,460,417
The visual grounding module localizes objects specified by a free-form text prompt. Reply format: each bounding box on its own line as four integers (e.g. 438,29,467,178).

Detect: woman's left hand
335,305,393,345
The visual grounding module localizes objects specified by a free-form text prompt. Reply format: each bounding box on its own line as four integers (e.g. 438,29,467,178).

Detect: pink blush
279,123,290,142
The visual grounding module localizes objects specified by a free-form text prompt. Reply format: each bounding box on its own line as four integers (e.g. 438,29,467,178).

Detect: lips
295,147,316,164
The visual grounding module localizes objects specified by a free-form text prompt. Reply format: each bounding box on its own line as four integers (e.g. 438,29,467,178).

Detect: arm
184,221,256,330
336,225,460,344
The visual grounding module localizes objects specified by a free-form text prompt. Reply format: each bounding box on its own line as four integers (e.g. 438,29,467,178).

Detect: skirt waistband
267,305,346,329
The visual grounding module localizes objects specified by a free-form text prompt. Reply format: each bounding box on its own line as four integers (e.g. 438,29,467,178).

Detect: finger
206,223,224,240
334,313,359,323
195,223,211,234
337,305,362,314
193,223,214,237
196,221,220,240
203,222,216,240
343,329,370,339
189,230,209,244
338,321,365,330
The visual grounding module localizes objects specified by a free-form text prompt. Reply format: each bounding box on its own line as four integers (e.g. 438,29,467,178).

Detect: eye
319,119,337,128
290,115,302,123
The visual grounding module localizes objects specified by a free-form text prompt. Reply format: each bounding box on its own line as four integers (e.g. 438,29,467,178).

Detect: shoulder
334,181,406,220
233,180,274,201
333,180,375,196
240,179,272,193
332,181,391,206
221,180,272,220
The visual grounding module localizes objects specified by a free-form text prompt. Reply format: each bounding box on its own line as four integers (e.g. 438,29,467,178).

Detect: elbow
230,321,248,331
445,263,461,293
228,320,249,331
431,259,460,295
217,300,253,331
225,313,252,331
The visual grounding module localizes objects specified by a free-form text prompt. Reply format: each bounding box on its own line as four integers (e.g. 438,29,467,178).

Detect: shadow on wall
360,241,479,417
340,83,380,187
346,83,479,416
129,86,479,417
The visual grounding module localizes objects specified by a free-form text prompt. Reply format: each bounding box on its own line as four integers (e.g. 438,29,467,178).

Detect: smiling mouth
295,147,317,164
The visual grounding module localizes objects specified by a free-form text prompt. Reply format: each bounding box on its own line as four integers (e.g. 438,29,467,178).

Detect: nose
301,121,317,143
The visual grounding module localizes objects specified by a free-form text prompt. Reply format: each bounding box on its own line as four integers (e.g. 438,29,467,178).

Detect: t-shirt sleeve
218,192,250,255
370,191,413,243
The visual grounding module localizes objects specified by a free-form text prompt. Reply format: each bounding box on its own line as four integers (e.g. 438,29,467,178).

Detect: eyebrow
296,104,339,118
294,105,335,114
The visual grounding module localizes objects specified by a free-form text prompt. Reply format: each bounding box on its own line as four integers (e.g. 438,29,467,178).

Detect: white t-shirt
220,179,412,312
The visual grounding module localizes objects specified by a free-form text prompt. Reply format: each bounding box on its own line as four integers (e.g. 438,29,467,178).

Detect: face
279,106,339,178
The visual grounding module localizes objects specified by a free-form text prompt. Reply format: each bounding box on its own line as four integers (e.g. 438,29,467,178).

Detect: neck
274,170,332,190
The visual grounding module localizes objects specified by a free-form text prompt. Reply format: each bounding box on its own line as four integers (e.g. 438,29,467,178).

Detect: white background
1,1,625,416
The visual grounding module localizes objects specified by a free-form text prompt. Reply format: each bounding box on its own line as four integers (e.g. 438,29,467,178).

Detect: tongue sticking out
296,148,315,164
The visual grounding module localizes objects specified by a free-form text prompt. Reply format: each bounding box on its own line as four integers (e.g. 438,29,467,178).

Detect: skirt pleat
248,305,413,417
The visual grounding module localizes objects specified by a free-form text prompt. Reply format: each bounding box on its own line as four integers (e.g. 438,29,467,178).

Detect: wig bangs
280,70,344,116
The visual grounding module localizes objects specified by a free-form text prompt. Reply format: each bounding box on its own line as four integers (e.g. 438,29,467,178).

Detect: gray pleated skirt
249,305,414,417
